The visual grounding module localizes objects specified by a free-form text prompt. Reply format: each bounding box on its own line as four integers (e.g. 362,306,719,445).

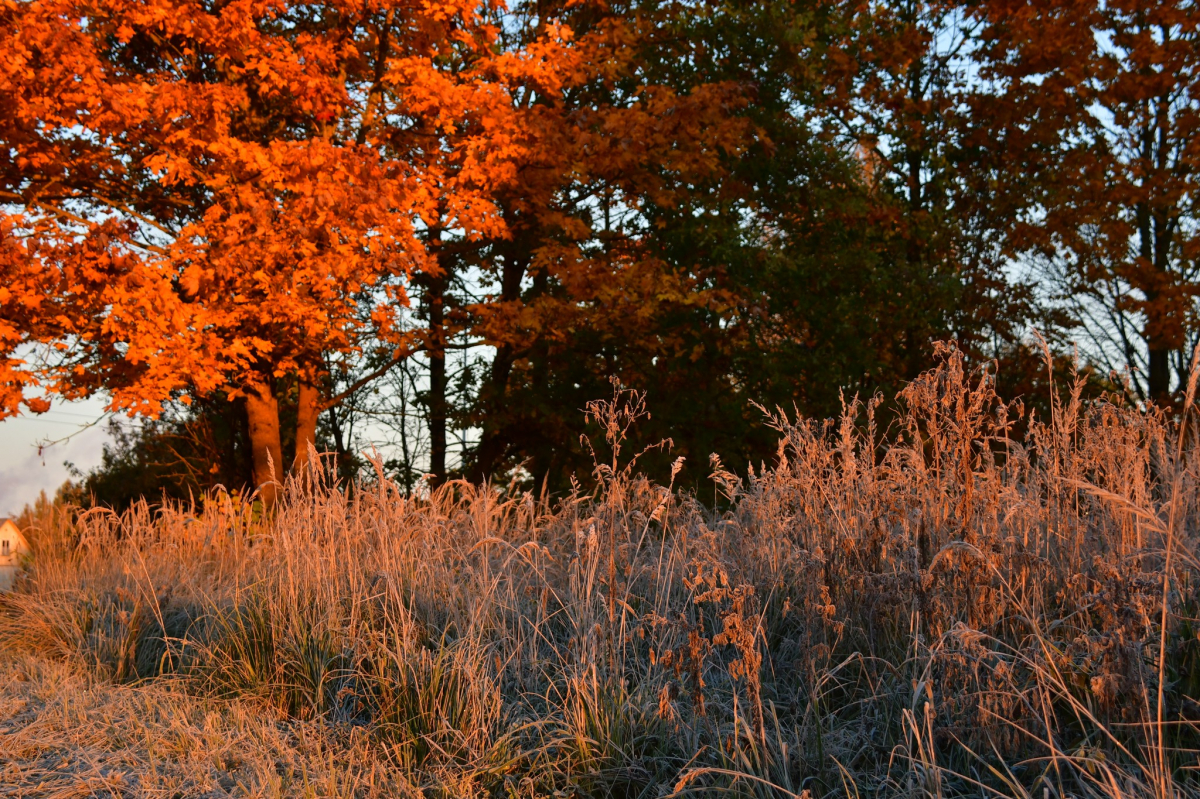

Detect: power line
38,410,109,421
0,417,100,427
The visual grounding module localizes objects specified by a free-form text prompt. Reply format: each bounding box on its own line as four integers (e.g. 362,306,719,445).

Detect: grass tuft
3,349,1199,797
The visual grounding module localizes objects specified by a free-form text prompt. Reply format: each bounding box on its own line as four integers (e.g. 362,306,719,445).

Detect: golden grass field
2,350,1199,798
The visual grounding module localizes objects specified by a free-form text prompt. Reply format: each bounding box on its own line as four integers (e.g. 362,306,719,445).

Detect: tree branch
321,345,415,411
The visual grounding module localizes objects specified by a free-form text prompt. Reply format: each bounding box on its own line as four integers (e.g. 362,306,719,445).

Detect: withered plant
3,347,1199,798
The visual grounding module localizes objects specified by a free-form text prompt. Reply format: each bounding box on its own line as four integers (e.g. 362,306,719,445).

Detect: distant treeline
2,0,1197,506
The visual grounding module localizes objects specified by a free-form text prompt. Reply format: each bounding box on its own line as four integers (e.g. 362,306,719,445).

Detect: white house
0,519,30,591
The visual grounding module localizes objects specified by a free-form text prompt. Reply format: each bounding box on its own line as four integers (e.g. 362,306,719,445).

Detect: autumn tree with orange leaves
6,0,1199,503
0,0,576,503
456,0,753,484
454,0,1048,488
978,0,1200,405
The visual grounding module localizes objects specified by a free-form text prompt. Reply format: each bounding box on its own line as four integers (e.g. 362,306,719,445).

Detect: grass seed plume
3,348,1199,798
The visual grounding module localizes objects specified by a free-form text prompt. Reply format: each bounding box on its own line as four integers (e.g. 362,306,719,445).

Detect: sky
0,367,467,517
0,396,113,517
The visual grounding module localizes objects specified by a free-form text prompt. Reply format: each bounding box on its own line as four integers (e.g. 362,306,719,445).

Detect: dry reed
2,346,1199,798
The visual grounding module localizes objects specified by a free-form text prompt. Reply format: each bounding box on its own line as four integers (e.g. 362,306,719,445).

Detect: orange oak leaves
1,0,577,502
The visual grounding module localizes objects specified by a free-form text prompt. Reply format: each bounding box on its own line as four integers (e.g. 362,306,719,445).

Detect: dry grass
3,347,1200,798
0,653,414,798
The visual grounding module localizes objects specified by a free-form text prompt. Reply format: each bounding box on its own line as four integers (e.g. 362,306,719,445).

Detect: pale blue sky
0,396,112,516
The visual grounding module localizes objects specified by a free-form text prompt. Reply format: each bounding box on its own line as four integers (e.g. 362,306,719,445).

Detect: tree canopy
2,0,1197,504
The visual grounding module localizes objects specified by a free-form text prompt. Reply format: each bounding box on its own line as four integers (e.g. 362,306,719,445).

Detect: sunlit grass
3,349,1199,798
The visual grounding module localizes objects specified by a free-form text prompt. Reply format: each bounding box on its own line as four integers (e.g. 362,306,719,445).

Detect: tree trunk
1148,342,1171,406
294,379,321,476
468,347,514,483
1139,189,1177,406
428,273,447,483
245,380,283,508
1131,71,1188,408
327,405,353,479
468,238,529,483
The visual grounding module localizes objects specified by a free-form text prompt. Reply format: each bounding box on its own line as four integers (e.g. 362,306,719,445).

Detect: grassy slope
0,653,410,798
2,351,1199,798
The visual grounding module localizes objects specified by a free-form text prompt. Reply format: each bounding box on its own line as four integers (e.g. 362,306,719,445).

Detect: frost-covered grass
4,352,1200,797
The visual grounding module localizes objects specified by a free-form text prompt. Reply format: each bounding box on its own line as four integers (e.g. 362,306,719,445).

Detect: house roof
0,519,30,550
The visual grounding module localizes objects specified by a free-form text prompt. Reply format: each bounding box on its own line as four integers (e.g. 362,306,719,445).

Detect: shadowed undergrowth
3,349,1200,798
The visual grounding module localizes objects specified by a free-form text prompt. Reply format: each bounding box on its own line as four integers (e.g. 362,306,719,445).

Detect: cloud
0,418,111,516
